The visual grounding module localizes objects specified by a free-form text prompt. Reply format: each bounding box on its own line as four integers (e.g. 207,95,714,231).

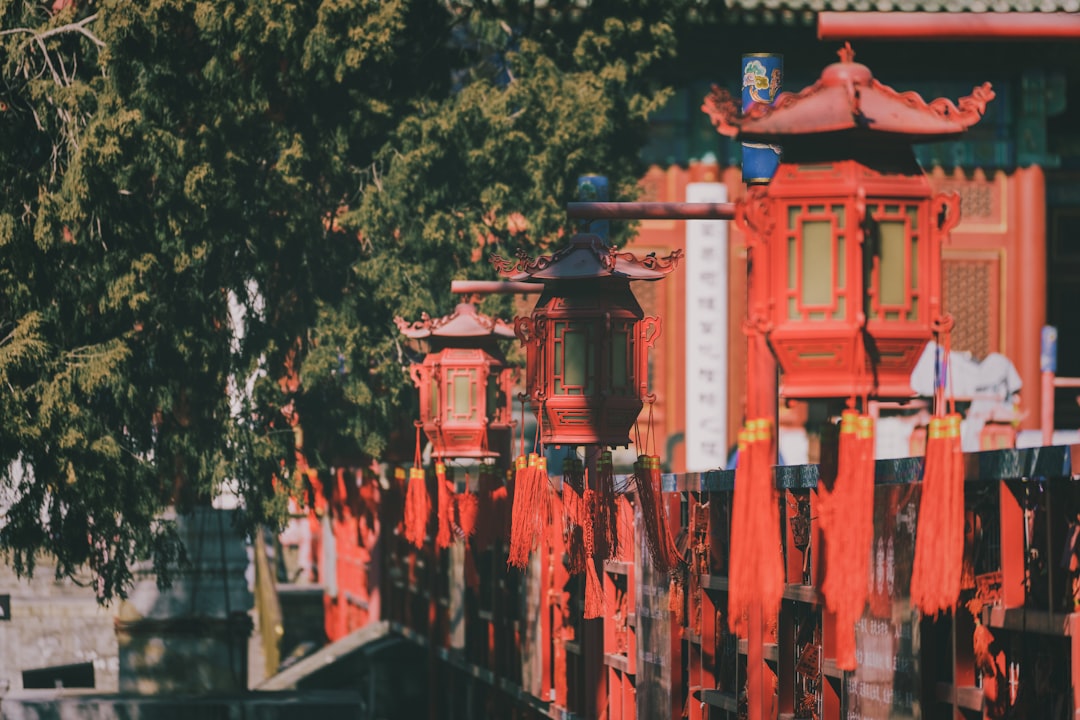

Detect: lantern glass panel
554,320,594,396
430,375,439,420
837,230,846,291
801,220,834,308
878,219,906,307
447,367,478,422
486,372,499,421
611,329,628,392
787,235,797,293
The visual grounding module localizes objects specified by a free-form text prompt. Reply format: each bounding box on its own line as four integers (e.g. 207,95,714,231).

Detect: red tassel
820,411,875,671
456,490,478,541
435,461,453,550
636,454,679,573
728,419,784,636
508,453,550,569
582,487,605,619
562,475,587,576
594,451,619,561
912,413,965,616
584,559,605,619
403,467,430,549
668,576,685,625
563,454,584,495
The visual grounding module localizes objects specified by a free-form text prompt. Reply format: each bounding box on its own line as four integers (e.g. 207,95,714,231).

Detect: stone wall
0,558,119,693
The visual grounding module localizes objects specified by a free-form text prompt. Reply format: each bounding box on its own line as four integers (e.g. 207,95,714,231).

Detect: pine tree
0,0,683,601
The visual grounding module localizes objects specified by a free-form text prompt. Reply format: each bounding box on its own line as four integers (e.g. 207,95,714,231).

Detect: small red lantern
491,234,681,447
704,44,994,399
396,302,515,459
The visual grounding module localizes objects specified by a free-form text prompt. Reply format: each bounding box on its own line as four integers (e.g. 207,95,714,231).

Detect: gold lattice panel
942,256,1000,360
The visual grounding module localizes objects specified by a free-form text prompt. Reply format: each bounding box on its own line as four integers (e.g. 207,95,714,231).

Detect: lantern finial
838,42,856,64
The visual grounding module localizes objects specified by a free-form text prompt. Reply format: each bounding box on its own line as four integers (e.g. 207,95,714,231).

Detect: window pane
833,295,846,320
487,373,499,419
833,205,846,230
564,329,587,390
801,220,834,307
837,233,846,290
787,236,797,291
452,371,475,421
611,331,628,391
879,220,906,306
910,235,919,289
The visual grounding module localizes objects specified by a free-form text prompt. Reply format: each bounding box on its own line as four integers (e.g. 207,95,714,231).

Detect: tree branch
0,14,105,49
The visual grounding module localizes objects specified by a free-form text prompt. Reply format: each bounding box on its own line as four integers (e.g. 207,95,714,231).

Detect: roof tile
727,0,1076,9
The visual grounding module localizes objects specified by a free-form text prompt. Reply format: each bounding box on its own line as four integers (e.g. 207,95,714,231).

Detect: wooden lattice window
942,255,1000,359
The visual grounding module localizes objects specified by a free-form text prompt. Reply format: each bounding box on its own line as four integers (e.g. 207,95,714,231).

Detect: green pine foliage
0,0,683,601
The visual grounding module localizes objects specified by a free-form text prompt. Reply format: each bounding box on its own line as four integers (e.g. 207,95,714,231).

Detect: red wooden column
1009,166,1047,431
1000,480,1027,610
746,201,779,720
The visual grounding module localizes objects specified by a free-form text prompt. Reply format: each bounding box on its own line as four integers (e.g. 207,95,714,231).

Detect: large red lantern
491,233,681,447
704,44,994,399
395,302,515,459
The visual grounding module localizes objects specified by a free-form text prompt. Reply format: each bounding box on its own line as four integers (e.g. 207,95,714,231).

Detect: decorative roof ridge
702,45,995,138
395,302,514,339
490,233,682,281
726,0,1080,11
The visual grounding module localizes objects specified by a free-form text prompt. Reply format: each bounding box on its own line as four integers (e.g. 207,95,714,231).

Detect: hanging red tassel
636,454,680,573
594,450,619,561
820,411,876,671
911,413,965,616
582,484,605,619
456,489,478,541
728,419,784,636
404,466,430,549
562,460,587,577
508,453,550,569
668,574,685,625
435,461,453,550
563,454,584,495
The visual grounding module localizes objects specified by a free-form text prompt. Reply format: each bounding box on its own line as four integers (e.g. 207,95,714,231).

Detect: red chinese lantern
491,233,681,447
396,302,515,459
704,43,994,399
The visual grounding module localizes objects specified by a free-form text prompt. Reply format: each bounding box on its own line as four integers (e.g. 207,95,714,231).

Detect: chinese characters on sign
685,182,729,471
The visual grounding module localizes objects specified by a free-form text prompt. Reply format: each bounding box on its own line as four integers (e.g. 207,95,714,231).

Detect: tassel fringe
435,461,453,550
728,419,784,636
508,453,550,569
636,454,679,573
404,467,430,549
820,411,876,671
911,413,965,616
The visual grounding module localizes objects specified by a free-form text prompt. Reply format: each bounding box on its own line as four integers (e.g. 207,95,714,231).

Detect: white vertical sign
685,182,729,471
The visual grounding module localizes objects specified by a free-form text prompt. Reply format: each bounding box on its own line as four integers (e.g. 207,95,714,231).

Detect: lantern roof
703,43,995,144
490,232,682,283
395,302,515,340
